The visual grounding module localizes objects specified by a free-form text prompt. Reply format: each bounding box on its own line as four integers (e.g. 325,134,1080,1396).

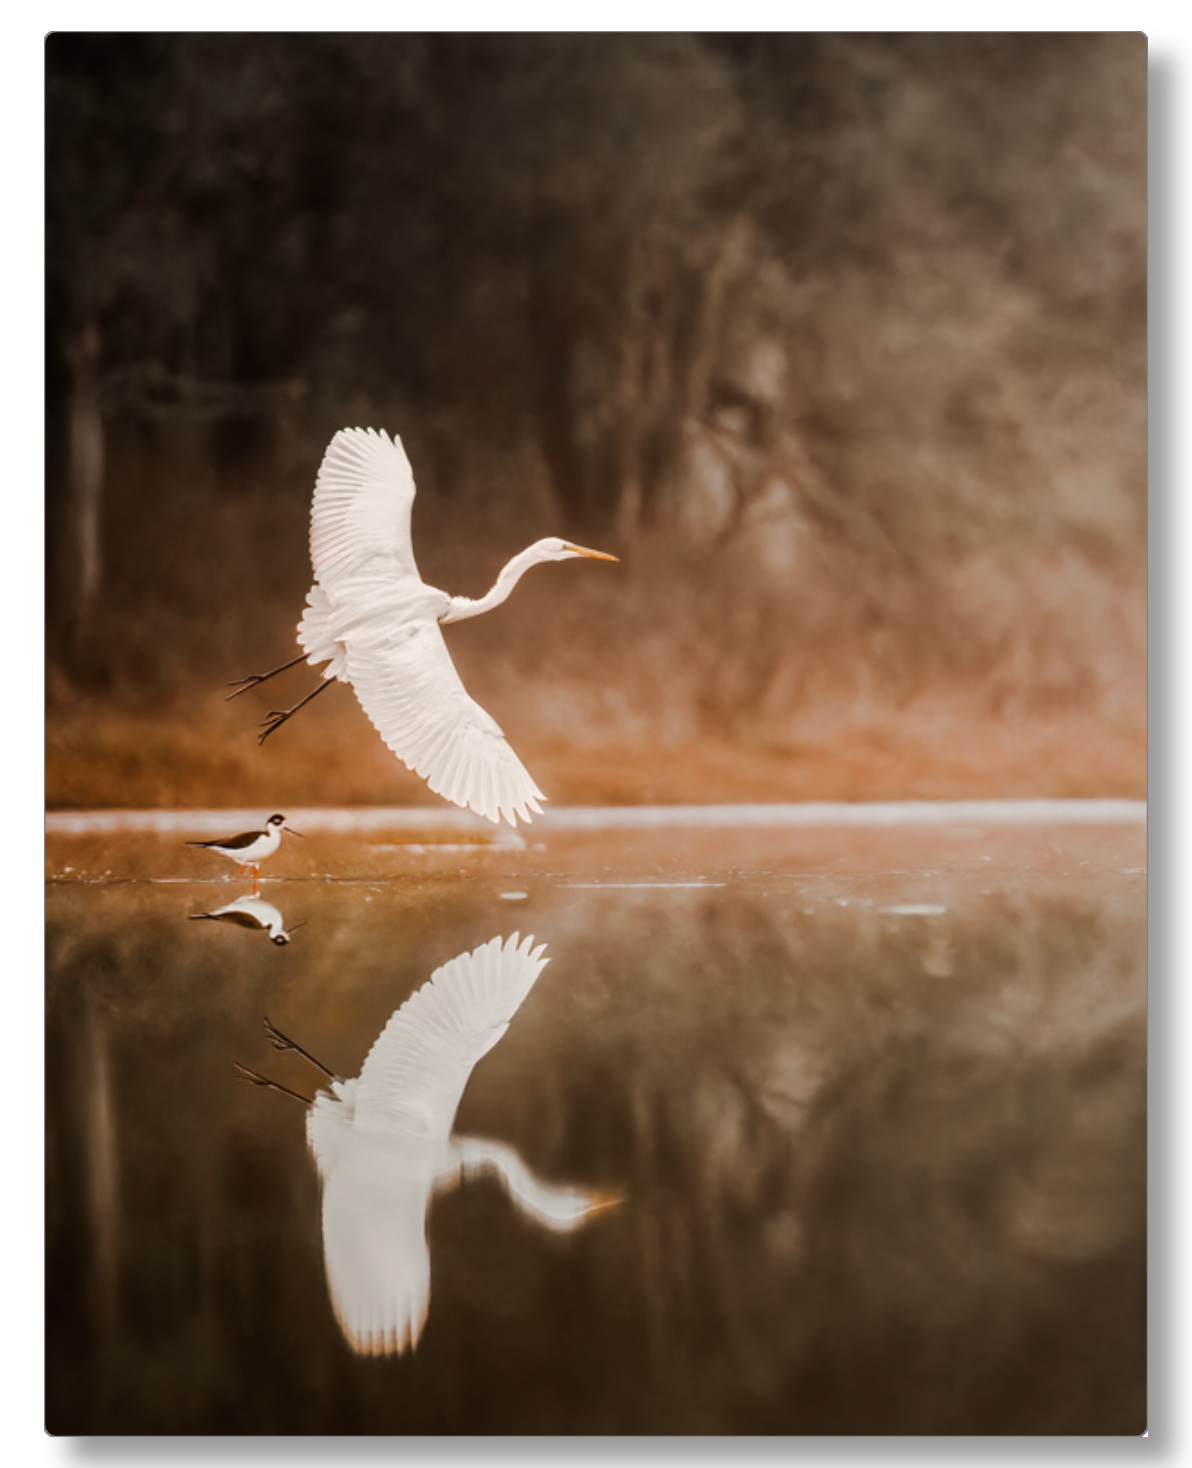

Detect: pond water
45,810,1147,1435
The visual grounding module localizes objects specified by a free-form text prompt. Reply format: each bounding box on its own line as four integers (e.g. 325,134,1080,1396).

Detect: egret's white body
188,895,301,945
292,427,616,827
186,812,300,879
301,933,613,1356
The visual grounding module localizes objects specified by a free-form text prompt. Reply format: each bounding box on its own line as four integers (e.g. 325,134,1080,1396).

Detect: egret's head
533,537,619,564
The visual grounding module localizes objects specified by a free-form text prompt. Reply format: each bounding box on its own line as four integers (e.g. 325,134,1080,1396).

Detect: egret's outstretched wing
319,1157,433,1357
344,619,545,827
353,934,549,1135
310,426,421,589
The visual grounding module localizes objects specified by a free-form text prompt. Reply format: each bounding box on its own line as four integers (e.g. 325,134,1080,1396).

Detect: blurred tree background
45,33,1146,809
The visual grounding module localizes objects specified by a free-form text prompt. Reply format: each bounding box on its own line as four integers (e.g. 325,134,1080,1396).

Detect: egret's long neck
447,1136,598,1229
440,545,544,625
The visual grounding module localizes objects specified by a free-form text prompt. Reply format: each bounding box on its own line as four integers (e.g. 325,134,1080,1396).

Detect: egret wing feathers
344,618,545,827
352,934,549,1133
319,1162,432,1356
295,425,568,825
306,934,550,1358
310,427,421,590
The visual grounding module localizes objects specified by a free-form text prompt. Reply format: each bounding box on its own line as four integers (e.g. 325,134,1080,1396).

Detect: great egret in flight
186,813,302,884
228,427,618,827
235,933,617,1355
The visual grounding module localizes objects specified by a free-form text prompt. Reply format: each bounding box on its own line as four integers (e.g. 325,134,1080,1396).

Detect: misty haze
45,33,1146,1439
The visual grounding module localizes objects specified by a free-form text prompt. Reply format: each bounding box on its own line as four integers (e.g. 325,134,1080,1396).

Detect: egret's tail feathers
297,584,347,679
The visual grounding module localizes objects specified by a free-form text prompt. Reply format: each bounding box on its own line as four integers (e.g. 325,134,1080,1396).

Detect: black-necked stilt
188,895,305,946
187,813,301,883
234,934,619,1357
226,426,616,827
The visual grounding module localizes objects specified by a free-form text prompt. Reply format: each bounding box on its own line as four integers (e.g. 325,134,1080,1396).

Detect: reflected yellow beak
586,1190,625,1214
565,543,619,562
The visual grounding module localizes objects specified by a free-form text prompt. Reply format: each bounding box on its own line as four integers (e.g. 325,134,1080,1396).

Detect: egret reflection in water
237,932,618,1356
189,895,305,945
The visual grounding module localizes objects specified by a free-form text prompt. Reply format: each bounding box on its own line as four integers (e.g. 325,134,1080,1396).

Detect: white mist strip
536,800,1146,829
45,808,511,837
45,799,1145,838
559,882,728,889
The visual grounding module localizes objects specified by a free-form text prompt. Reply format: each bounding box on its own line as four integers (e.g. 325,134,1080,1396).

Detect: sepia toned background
45,33,1146,811
42,33,1150,1439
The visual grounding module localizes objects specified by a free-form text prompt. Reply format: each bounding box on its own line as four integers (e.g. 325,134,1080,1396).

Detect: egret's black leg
263,1017,341,1081
226,654,308,701
258,678,335,745
233,1061,312,1106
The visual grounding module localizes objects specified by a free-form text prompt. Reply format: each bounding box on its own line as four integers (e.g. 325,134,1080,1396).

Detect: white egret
235,933,618,1356
188,894,304,945
228,427,617,827
186,813,302,883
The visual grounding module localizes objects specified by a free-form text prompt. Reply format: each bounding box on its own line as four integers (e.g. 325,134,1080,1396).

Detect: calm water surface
45,815,1146,1434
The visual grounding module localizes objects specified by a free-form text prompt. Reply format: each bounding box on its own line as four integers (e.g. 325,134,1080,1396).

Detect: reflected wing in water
351,932,549,1138
319,1160,433,1357
306,933,549,1356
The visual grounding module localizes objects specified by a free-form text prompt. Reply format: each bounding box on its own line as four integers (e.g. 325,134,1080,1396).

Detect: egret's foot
226,674,269,701
226,653,308,702
264,1018,299,1055
262,1017,340,1081
255,677,334,745
234,1061,277,1088
233,1062,312,1106
258,710,293,745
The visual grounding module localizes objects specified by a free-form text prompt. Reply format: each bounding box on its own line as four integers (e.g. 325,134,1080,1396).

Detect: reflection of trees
47,34,1145,734
533,883,1145,1432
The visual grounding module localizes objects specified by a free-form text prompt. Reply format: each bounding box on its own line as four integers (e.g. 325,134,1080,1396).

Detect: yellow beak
565,543,619,562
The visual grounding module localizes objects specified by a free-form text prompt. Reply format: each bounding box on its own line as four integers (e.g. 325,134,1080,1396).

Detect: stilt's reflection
189,895,305,945
237,933,618,1356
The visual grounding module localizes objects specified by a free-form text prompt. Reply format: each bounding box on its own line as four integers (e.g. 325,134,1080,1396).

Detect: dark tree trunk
64,320,105,638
